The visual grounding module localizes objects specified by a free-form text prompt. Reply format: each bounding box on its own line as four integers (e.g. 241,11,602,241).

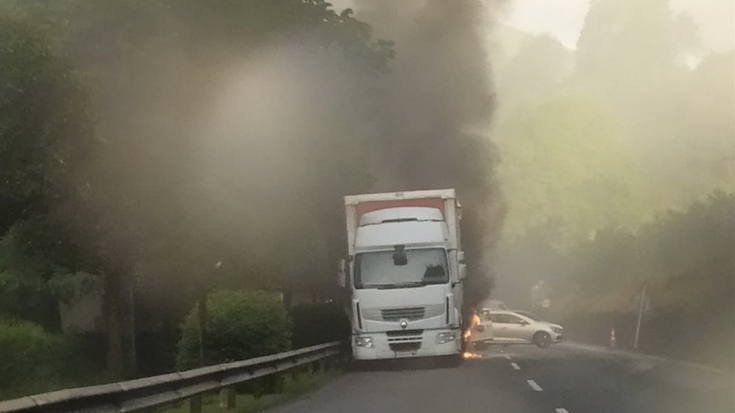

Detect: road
268,342,734,413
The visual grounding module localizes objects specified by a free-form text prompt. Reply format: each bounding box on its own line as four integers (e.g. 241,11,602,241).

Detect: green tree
176,290,291,370
0,14,92,231
498,95,647,245
0,14,96,333
3,0,393,378
576,0,698,92
555,191,734,314
0,318,56,398
496,34,573,110
572,0,730,207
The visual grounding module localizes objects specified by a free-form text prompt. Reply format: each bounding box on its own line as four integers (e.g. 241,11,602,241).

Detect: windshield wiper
372,282,426,290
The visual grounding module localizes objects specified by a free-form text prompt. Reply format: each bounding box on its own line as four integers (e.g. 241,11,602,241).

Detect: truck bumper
352,328,462,360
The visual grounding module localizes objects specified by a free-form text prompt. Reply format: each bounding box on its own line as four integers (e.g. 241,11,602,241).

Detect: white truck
338,189,466,361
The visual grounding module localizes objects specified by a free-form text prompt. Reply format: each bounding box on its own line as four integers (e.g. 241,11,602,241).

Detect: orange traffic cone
609,328,617,349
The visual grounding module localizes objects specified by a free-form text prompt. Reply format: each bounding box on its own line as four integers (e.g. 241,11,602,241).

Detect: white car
475,310,564,348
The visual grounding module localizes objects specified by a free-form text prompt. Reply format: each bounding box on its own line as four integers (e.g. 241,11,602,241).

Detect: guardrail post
340,346,350,368
190,394,202,413
275,374,285,393
311,360,322,375
291,365,301,380
227,386,237,409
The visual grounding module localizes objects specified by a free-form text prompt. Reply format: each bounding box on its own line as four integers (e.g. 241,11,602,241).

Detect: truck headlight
355,336,374,348
436,332,456,344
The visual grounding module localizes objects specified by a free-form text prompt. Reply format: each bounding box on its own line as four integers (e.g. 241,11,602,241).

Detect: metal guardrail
0,341,344,413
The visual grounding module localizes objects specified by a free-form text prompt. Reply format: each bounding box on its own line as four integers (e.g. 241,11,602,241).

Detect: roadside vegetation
176,291,292,370
162,369,341,413
493,0,734,368
1,0,499,399
1,0,377,398
0,0,732,400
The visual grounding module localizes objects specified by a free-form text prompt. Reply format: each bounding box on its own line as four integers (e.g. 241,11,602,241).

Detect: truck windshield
354,248,448,289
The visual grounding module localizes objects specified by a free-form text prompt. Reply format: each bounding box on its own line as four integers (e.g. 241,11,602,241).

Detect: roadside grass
161,369,341,413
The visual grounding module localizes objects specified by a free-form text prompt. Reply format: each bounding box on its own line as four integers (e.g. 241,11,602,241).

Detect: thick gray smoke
46,0,504,313
351,0,507,308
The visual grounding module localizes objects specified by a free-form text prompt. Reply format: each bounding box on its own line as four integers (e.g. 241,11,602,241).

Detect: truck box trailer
338,189,467,361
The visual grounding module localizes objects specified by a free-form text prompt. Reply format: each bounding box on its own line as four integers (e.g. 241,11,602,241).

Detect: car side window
493,314,510,324
506,315,525,325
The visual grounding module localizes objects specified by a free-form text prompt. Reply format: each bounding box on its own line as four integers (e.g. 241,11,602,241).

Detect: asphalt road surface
268,342,734,413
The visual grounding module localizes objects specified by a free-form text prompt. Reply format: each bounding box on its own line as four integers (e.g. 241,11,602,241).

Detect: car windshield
354,248,448,289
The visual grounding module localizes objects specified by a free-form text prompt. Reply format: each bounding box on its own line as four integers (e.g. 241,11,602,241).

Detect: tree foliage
0,317,107,399
0,13,92,229
0,0,395,380
498,95,647,245
493,0,733,367
550,192,734,314
176,290,291,370
0,318,55,398
495,0,733,245
0,14,95,330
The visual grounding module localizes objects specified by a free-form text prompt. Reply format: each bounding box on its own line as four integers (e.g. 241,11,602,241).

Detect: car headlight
551,326,563,334
436,332,456,344
355,336,374,348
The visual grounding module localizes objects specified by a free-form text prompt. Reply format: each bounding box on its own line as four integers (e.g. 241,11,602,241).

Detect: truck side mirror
458,251,465,263
458,263,467,281
337,259,347,288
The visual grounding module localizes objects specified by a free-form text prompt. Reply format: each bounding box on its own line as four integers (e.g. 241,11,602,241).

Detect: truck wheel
533,331,552,348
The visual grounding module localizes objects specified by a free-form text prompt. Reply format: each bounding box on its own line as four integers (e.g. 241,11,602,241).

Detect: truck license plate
397,351,418,358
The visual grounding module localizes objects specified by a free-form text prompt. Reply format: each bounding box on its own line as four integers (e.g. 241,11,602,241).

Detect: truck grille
381,307,425,321
389,342,422,352
386,329,423,337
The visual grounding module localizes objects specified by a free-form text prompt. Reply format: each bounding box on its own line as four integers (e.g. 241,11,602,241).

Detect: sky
498,0,590,49
501,0,734,52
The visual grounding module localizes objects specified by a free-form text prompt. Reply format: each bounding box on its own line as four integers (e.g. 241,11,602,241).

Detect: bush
290,302,350,349
0,318,57,399
0,318,107,400
176,291,291,370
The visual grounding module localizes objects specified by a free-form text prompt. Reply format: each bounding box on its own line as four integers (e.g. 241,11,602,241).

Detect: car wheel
533,331,552,348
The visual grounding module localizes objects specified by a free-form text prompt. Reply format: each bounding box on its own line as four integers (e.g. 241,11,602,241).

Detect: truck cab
339,190,466,360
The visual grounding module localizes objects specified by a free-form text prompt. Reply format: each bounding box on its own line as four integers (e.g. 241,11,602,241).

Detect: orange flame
462,325,482,358
463,351,481,359
461,313,483,359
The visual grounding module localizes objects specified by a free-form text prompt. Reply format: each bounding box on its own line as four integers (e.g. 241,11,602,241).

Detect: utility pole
633,284,646,350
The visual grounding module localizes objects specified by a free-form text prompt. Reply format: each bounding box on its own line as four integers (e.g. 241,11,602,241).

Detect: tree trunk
198,288,208,367
105,272,125,380
283,288,293,310
122,273,137,378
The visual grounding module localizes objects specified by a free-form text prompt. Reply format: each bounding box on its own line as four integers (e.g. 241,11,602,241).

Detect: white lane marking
511,362,521,370
555,409,570,413
503,354,511,360
527,379,543,391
